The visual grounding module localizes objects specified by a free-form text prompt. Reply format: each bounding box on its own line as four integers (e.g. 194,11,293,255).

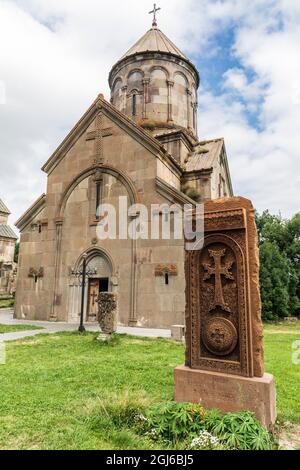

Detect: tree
259,242,291,320
14,241,19,264
256,211,300,321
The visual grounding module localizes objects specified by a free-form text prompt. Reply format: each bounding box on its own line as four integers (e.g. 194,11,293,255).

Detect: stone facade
15,24,233,328
0,198,18,296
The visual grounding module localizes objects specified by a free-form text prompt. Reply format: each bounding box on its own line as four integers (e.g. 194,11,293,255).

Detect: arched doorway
85,253,112,321
68,248,115,323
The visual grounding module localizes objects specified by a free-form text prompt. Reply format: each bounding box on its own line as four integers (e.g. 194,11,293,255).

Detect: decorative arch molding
149,65,170,80
75,246,116,276
112,77,123,93
190,233,246,266
127,68,145,81
127,88,142,96
57,164,139,219
174,70,190,87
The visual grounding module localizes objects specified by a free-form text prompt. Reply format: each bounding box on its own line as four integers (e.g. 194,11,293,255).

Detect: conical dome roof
120,27,189,61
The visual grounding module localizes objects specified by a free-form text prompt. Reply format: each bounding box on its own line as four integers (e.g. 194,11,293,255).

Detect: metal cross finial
149,3,161,28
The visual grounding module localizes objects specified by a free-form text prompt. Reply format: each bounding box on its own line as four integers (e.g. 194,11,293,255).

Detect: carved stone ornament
185,197,265,378
202,317,238,356
155,264,178,277
98,292,117,340
28,267,44,279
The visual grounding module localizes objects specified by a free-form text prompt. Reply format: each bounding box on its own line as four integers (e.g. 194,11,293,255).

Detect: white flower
191,431,220,449
138,414,147,422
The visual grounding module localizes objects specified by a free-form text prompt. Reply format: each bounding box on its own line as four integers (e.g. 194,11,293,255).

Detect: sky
0,0,299,229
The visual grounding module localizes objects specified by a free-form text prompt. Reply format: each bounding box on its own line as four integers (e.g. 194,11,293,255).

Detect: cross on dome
149,3,161,28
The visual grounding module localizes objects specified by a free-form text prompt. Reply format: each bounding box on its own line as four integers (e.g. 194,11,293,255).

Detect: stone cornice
109,51,200,89
155,129,195,152
183,168,214,179
155,177,196,206
15,194,46,232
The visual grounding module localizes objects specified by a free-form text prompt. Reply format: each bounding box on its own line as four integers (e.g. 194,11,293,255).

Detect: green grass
0,299,14,309
0,323,299,450
0,324,43,334
264,323,300,424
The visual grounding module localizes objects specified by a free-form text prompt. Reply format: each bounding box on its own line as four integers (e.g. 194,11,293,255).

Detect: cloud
0,0,299,231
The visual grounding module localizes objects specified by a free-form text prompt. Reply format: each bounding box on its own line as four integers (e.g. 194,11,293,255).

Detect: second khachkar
175,197,276,429
186,197,264,377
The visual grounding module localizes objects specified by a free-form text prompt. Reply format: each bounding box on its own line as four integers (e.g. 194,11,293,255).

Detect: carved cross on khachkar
203,248,234,313
149,3,161,27
86,112,114,165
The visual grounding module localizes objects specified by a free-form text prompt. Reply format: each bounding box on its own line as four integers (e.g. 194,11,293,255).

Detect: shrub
206,411,273,450
139,403,274,450
140,402,206,442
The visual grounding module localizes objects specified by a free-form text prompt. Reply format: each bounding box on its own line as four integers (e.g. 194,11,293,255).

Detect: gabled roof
185,138,233,195
0,198,10,215
120,27,188,61
42,94,183,176
0,224,17,240
15,194,46,232
185,138,225,172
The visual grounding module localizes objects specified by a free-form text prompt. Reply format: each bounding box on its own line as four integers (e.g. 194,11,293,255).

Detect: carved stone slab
185,197,264,378
98,292,118,338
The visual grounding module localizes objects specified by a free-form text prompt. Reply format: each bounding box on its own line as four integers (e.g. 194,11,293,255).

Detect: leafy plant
141,402,206,442
208,411,273,450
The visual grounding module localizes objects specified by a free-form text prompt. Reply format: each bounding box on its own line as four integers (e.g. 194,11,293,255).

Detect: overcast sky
0,0,299,229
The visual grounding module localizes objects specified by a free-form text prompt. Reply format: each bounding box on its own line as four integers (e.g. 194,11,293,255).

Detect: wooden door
87,279,100,321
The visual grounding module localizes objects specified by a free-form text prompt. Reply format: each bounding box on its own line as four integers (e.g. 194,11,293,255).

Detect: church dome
109,25,200,137
119,27,189,62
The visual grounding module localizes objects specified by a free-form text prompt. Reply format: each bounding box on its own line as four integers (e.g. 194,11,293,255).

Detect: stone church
0,198,18,296
15,20,233,327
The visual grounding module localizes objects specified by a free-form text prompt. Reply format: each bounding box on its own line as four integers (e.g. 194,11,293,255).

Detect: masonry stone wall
110,54,199,137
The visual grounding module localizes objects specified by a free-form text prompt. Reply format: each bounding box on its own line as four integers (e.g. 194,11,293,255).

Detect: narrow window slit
132,94,137,116
96,182,101,219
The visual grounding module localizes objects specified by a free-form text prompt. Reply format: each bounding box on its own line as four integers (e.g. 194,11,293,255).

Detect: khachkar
97,292,118,342
174,197,276,429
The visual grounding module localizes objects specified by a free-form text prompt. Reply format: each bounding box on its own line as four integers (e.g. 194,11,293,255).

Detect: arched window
132,93,137,116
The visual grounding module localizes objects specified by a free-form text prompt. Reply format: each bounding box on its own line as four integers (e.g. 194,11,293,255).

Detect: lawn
0,324,43,334
0,324,299,450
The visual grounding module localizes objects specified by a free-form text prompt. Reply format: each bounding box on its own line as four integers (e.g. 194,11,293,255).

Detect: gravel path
0,309,171,342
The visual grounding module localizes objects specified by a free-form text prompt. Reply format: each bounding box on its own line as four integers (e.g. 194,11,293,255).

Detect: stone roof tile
0,224,18,240
185,139,224,172
0,199,10,214
120,27,188,61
